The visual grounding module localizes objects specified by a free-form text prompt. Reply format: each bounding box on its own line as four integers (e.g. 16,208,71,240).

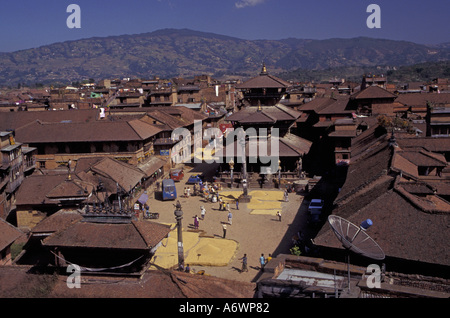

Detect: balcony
24,157,36,172
6,173,24,194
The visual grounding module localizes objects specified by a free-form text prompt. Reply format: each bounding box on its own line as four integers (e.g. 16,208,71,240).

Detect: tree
290,245,302,256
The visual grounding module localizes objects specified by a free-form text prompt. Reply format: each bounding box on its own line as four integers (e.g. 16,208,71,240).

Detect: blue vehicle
162,179,177,201
186,174,204,184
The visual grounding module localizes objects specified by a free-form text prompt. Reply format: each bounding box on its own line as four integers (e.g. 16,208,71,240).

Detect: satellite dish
328,215,385,260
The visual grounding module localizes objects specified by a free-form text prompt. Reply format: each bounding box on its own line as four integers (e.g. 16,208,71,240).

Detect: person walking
284,189,289,202
222,223,227,238
239,254,248,273
200,206,206,220
227,211,233,225
218,197,223,211
276,211,282,222
235,199,239,210
226,202,230,212
193,215,199,230
260,253,266,271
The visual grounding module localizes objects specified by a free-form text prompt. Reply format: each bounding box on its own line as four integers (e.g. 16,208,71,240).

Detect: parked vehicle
308,199,324,214
170,168,184,182
308,199,324,224
162,179,177,201
186,174,204,184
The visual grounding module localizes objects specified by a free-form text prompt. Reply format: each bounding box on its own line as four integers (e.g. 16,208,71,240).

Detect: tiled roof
226,104,301,124
397,137,450,152
398,150,447,167
0,219,23,251
42,219,171,250
31,210,83,234
328,130,357,138
316,129,450,268
281,133,313,155
351,85,397,100
137,156,167,177
396,92,450,107
15,120,144,143
89,157,146,192
391,151,419,178
298,97,336,112
0,266,256,298
237,111,276,124
317,98,352,115
316,188,450,266
46,179,92,199
236,73,290,89
127,118,163,139
0,109,99,132
15,174,94,206
219,135,311,158
15,174,73,206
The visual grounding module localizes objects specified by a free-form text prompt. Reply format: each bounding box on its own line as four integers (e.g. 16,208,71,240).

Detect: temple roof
43,219,171,250
226,104,301,124
236,65,291,89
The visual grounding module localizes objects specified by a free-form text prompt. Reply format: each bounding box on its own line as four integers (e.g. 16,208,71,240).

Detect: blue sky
0,0,449,52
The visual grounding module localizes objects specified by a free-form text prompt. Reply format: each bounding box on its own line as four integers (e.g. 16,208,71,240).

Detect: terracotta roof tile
351,85,397,100
236,73,290,89
317,189,450,266
31,210,83,234
15,174,69,206
43,219,171,250
0,219,23,251
15,120,142,144
89,157,146,192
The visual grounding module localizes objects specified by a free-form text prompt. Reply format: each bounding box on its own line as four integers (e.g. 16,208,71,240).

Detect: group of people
238,253,273,273
183,182,223,199
183,186,191,198
196,182,223,202
218,197,239,211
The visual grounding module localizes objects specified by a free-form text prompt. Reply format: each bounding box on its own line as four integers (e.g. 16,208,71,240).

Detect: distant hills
279,60,450,84
0,28,449,86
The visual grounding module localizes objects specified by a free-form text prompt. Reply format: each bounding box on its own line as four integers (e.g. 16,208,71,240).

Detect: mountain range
1,28,449,86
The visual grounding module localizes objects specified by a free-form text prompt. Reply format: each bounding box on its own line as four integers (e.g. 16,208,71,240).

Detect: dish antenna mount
327,215,385,292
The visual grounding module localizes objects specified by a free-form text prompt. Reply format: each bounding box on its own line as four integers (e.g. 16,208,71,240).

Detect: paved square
144,163,309,282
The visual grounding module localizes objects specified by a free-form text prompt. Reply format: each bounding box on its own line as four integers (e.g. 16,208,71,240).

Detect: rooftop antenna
327,215,385,293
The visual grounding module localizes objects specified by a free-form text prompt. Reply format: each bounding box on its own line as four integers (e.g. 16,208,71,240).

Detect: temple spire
260,62,268,75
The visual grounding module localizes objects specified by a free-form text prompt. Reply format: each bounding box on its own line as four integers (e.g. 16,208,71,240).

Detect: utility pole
174,200,184,269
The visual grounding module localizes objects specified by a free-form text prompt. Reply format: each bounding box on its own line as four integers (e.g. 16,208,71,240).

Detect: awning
137,193,149,205
138,157,167,177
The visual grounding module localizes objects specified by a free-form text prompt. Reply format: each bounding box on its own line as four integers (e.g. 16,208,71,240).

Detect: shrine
216,65,312,190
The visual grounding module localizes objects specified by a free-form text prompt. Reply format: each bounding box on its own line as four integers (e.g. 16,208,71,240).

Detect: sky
0,0,449,52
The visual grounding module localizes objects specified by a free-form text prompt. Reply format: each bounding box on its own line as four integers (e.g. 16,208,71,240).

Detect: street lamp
229,158,234,189
174,200,184,270
238,130,251,202
278,159,281,188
